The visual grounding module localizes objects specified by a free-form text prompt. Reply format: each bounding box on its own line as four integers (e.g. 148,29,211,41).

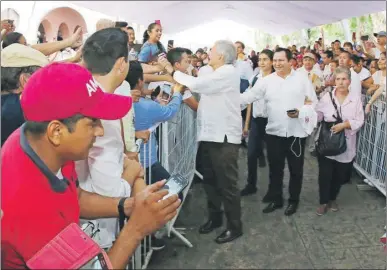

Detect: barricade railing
128,102,198,269
159,103,197,247
354,94,386,196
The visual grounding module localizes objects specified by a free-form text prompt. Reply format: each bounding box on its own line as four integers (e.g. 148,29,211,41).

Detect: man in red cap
1,62,181,269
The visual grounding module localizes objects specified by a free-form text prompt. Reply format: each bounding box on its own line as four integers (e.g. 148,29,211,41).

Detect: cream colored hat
303,52,315,61
1,43,49,68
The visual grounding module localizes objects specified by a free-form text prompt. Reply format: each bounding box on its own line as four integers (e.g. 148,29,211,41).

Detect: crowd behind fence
354,94,386,196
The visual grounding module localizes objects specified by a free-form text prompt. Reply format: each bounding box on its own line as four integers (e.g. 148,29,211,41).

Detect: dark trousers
247,117,268,187
266,135,306,204
318,155,352,205
201,138,242,232
195,142,203,176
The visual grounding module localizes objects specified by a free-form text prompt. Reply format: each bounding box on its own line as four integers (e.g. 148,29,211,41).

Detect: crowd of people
1,16,386,269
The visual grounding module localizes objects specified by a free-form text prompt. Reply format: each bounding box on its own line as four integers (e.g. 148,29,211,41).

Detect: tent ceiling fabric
72,1,386,35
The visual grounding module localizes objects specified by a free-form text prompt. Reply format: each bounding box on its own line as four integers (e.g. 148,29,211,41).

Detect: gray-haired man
172,40,243,244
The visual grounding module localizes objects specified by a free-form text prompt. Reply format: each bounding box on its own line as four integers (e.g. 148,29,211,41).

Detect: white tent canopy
72,1,385,35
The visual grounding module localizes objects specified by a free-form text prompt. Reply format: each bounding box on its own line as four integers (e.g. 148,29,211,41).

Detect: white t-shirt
372,47,382,59
354,67,371,82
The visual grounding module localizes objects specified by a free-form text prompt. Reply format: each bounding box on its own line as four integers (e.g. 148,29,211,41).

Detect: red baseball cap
21,62,132,122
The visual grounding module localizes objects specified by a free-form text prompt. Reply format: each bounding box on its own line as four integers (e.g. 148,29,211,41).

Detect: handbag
316,92,347,156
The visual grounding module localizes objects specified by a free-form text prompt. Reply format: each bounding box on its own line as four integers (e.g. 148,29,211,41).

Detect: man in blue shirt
126,61,183,185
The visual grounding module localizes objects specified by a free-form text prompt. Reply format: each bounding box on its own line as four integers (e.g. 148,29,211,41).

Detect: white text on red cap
87,78,99,97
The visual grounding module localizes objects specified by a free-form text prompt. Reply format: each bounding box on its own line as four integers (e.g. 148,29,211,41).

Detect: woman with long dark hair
241,49,274,196
137,23,166,63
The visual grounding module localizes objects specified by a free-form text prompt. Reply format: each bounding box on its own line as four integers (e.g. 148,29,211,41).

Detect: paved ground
149,148,386,269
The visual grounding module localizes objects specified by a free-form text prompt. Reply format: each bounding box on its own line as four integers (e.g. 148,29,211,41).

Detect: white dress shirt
298,66,323,81
248,73,267,118
75,83,131,247
235,59,254,80
173,64,242,144
240,70,318,138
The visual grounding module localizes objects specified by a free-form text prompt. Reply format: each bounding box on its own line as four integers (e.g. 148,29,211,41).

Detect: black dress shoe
258,156,266,168
262,202,283,213
284,203,298,216
240,185,257,196
199,219,222,234
215,229,243,244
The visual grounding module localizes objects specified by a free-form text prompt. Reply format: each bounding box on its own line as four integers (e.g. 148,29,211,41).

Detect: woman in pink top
315,67,365,215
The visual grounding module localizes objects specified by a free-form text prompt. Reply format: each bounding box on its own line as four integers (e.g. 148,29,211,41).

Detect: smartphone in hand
168,40,174,48
161,174,189,200
360,35,369,41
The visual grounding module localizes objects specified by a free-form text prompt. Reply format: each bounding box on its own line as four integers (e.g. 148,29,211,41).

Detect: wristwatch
118,197,128,231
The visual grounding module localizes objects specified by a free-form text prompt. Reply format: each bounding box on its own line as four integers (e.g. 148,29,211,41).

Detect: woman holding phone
138,23,166,63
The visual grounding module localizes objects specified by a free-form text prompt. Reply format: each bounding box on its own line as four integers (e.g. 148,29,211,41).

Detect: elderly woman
315,67,364,215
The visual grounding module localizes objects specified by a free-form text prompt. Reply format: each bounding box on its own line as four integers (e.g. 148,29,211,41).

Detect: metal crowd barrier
128,102,198,269
354,94,386,196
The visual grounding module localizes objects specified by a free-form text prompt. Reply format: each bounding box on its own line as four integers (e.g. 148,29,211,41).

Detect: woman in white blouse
315,67,364,215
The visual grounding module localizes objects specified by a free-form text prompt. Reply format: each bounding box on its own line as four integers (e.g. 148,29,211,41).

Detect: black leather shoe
259,156,266,168
284,203,298,216
240,185,257,196
262,202,283,213
215,229,243,244
199,219,222,234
